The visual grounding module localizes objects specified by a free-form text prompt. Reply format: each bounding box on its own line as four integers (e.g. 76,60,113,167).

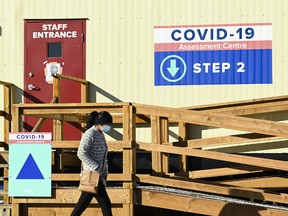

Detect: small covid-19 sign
9,132,52,197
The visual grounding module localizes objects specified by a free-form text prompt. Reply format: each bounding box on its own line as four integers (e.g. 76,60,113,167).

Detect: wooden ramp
2,79,288,215
136,186,288,216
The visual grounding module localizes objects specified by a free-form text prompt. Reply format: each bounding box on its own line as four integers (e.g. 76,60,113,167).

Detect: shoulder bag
78,149,106,194
78,170,100,194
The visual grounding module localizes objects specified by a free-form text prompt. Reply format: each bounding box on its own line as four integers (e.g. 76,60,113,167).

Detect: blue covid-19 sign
154,23,272,86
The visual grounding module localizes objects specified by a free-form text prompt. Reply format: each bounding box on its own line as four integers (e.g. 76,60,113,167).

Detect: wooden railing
11,102,135,216
9,95,288,215
0,81,13,212
3,72,288,215
133,100,288,215
0,81,13,148
31,74,88,133
52,73,89,103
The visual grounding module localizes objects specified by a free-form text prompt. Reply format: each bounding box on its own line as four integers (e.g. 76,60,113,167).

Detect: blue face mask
102,124,111,133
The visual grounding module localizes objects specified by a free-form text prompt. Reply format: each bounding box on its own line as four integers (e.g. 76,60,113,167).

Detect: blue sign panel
154,23,272,86
155,50,272,85
9,132,52,197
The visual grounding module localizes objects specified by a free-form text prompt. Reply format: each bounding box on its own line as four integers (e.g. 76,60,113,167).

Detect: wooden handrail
52,73,88,84
0,81,13,86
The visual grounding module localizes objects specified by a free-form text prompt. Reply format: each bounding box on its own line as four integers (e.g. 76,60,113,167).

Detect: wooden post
2,85,12,206
3,85,12,147
11,203,19,216
11,105,21,216
160,117,169,174
12,106,20,134
151,117,169,216
52,76,63,172
151,115,162,175
80,82,88,133
80,82,88,103
122,104,136,216
52,76,60,101
178,122,188,173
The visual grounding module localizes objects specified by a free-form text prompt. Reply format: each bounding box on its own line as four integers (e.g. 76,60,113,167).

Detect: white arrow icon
167,59,180,77
160,55,187,83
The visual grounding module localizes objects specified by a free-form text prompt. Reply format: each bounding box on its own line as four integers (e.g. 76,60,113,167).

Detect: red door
24,20,86,140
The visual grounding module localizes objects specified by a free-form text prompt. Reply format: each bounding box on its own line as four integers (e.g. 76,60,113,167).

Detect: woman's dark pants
71,181,112,216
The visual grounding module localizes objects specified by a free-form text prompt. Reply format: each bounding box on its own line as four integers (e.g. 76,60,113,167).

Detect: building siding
1,0,288,147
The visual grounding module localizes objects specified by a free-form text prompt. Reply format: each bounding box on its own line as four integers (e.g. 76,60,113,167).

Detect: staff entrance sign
154,23,272,85
9,132,52,197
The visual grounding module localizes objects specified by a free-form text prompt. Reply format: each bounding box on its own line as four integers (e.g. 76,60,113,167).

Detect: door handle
28,84,40,91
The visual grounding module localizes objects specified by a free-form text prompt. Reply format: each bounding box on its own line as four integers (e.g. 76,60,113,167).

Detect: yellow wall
1,0,288,107
1,0,288,150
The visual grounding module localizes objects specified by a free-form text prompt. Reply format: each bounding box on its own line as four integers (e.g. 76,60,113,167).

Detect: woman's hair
85,111,113,129
95,111,113,125
86,111,99,129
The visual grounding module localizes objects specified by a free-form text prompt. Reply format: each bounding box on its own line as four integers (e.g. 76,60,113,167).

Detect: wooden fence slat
51,173,132,181
137,142,288,171
220,176,288,189
182,95,288,111
12,188,130,204
187,165,271,179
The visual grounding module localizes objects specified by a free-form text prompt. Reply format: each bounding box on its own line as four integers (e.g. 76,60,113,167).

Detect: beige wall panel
88,0,287,107
0,0,24,92
1,0,288,107
1,0,288,149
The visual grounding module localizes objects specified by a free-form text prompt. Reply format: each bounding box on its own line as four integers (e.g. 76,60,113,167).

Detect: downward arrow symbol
167,59,179,77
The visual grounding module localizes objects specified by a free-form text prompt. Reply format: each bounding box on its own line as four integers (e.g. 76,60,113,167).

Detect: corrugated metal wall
1,0,288,145
1,0,288,107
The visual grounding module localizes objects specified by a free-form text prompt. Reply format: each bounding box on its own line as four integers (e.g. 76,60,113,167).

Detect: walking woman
71,111,113,216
